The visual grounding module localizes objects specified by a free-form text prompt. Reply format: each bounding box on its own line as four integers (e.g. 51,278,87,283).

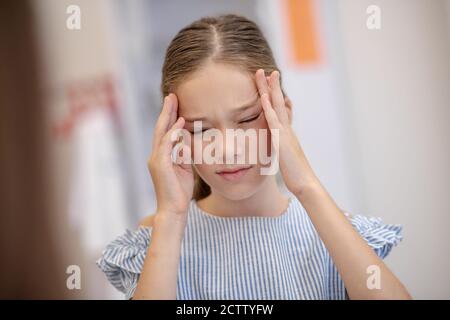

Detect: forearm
295,180,411,299
132,213,186,299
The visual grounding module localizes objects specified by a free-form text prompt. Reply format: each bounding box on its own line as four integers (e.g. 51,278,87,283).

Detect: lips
216,165,253,182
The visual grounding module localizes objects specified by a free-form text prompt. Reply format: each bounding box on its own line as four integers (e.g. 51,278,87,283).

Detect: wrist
154,210,187,229
148,211,187,254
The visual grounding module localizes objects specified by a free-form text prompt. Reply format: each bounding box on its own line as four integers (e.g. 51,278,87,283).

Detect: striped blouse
96,196,403,300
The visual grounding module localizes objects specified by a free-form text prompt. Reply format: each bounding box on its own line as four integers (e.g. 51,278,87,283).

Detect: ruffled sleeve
325,213,403,299
96,226,151,299
347,213,403,259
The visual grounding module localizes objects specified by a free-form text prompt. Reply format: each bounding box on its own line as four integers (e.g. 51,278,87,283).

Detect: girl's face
176,62,275,200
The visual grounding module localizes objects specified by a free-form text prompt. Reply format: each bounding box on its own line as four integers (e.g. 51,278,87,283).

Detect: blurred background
1,0,449,299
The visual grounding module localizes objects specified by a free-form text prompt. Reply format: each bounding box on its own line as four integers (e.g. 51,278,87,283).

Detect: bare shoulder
139,214,155,228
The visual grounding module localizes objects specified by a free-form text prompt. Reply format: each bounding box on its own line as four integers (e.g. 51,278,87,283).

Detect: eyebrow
184,94,260,123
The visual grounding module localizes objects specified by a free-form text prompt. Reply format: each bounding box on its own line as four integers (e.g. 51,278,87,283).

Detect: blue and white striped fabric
96,197,403,300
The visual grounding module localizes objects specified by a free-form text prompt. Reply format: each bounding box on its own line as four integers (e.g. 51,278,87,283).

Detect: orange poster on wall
284,0,321,65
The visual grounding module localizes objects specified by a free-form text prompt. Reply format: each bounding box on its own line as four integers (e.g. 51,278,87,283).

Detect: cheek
190,135,219,162
193,163,217,189
190,134,211,156
259,113,269,129
244,118,270,162
258,115,273,156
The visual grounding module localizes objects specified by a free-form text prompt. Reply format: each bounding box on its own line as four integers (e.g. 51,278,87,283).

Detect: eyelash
187,127,208,135
239,111,262,124
190,129,208,134
188,112,262,134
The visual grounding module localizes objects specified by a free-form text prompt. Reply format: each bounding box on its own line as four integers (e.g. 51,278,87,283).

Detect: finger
166,118,193,167
174,126,191,159
153,95,173,148
173,133,192,169
168,93,178,128
255,69,271,98
160,117,186,157
269,71,289,124
260,93,280,130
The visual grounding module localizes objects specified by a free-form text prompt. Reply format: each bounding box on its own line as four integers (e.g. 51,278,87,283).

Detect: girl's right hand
148,93,194,222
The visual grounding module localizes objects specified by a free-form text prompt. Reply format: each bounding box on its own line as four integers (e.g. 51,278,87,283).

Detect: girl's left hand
255,69,318,196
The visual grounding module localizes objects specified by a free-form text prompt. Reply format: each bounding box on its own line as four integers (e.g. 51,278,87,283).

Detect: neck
197,177,290,218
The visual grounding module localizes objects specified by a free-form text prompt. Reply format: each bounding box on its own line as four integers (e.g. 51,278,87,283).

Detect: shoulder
96,223,152,298
346,213,403,259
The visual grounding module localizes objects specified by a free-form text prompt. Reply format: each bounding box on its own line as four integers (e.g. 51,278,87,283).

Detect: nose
222,128,247,165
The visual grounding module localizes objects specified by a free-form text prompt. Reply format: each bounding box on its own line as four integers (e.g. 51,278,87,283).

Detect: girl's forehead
176,62,258,116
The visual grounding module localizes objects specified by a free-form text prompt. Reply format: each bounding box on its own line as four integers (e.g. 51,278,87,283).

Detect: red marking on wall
52,74,120,140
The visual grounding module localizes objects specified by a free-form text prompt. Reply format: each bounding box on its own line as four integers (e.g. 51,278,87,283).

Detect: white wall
335,0,450,299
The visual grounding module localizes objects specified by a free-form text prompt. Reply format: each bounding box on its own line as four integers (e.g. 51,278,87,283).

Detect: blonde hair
161,14,285,200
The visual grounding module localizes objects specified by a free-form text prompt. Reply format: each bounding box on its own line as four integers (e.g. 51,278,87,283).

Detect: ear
284,95,293,124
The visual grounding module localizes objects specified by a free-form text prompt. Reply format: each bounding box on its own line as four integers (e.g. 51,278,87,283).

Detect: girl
97,14,411,300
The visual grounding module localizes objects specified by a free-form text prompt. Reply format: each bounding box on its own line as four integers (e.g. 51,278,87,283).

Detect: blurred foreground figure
0,1,66,299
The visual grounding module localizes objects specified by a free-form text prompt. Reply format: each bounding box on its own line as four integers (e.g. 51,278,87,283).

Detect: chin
223,188,256,201
218,188,257,201
210,178,267,201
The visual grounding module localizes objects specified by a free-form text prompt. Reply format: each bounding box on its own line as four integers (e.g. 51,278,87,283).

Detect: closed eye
239,111,262,124
188,127,212,135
